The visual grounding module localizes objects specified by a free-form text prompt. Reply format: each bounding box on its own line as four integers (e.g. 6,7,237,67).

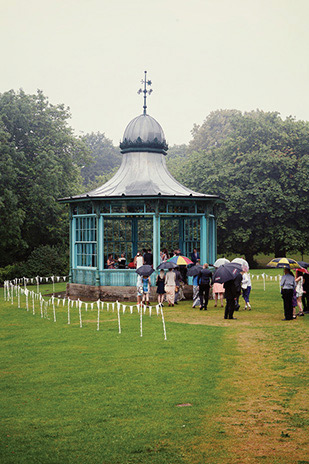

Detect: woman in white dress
134,252,144,269
295,270,304,316
164,269,176,306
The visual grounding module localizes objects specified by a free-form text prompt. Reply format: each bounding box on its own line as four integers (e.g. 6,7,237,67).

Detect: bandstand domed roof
59,72,222,203
120,113,168,155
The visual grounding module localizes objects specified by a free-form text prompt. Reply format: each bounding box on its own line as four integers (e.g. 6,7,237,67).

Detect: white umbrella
213,258,230,268
232,258,249,269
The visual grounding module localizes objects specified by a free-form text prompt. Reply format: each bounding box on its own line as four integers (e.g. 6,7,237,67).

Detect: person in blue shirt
192,274,200,308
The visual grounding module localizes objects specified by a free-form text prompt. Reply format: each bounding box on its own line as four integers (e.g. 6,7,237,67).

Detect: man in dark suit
198,263,212,310
223,279,238,319
191,248,200,265
144,249,153,267
233,272,243,311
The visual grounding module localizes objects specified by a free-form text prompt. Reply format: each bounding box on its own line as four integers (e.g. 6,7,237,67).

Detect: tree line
0,90,308,278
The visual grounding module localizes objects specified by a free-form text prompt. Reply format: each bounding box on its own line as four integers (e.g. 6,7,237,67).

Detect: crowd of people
105,249,308,320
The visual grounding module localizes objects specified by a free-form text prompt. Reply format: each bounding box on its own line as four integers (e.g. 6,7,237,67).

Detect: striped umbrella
167,255,193,266
267,257,301,269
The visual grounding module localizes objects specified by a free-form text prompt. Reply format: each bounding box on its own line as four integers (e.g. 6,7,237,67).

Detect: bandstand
59,73,222,298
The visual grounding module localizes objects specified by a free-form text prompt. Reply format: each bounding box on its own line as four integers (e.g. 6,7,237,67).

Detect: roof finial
137,70,153,115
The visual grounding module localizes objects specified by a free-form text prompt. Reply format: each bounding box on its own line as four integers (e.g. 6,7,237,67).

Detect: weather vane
137,70,153,115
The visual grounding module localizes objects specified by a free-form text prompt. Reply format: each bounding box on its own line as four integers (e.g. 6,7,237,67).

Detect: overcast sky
1,0,308,146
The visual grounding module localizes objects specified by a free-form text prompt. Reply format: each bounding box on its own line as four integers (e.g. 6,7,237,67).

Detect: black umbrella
298,261,309,269
136,265,155,276
157,262,177,270
213,262,243,284
187,264,203,277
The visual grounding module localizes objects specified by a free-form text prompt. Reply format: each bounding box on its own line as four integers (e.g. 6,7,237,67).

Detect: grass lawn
1,274,308,464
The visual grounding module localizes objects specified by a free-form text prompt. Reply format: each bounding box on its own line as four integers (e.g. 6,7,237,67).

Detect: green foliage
20,244,69,277
170,110,309,264
81,132,121,188
189,109,242,152
0,89,90,266
0,245,69,283
166,143,188,160
0,263,21,283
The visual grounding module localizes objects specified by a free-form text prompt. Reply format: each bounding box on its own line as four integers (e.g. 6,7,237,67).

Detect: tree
189,109,242,152
169,110,309,264
81,132,121,187
0,89,90,266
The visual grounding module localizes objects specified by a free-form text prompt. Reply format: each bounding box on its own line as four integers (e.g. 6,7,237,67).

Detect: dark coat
234,273,243,296
223,279,237,299
173,269,182,286
191,252,200,265
144,252,153,266
198,268,212,286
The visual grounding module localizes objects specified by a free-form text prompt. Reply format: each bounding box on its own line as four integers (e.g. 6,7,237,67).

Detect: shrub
0,245,69,284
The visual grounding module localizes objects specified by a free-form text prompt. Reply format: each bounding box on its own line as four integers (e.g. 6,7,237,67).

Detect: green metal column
153,213,160,269
71,216,77,279
178,217,184,255
209,215,217,264
97,215,104,284
200,215,207,265
132,217,138,257
206,212,210,264
214,215,217,262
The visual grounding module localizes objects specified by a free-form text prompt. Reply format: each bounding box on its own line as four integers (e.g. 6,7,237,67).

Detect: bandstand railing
71,268,194,287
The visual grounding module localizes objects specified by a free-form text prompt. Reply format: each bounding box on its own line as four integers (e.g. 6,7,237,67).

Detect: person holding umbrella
136,265,154,307
197,263,213,311
267,258,300,320
157,261,177,307
213,262,243,319
187,264,202,308
280,268,296,320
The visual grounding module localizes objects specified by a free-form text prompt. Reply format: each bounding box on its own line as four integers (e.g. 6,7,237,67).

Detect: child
142,275,151,305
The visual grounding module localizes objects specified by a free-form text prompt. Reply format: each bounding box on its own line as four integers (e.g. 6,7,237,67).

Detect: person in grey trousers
173,267,182,305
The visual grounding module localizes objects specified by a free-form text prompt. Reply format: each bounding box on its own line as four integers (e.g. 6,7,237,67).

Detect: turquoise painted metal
59,73,223,287
67,201,218,287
